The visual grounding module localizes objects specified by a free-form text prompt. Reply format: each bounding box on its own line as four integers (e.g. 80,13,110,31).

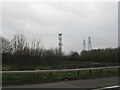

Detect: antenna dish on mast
58,33,62,36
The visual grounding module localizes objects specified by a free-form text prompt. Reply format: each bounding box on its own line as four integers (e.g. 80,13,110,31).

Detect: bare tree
23,40,30,55
42,48,55,57
0,36,1,53
11,34,26,54
54,47,59,56
30,38,43,56
0,36,12,53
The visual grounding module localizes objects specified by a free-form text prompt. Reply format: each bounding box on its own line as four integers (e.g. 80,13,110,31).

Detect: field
2,61,118,71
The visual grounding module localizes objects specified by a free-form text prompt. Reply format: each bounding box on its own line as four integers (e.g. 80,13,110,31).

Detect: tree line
0,34,119,68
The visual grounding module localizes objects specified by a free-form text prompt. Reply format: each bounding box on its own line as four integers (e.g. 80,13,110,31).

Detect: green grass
2,68,119,85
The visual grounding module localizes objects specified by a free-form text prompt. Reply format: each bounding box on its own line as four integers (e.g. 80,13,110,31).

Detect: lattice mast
83,40,86,51
88,36,92,51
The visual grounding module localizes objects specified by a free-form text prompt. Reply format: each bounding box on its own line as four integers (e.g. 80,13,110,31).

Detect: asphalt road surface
3,76,119,89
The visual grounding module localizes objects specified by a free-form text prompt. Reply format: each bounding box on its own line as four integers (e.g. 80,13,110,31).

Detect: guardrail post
77,71,79,76
50,72,52,78
34,73,36,79
89,70,92,75
100,69,102,76
34,73,38,79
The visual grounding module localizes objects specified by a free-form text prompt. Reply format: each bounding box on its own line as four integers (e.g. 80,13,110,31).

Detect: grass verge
2,68,119,85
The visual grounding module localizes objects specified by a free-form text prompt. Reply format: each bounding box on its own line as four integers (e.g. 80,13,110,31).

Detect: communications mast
58,33,62,56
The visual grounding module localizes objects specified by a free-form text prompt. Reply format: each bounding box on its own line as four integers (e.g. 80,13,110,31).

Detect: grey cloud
2,2,118,53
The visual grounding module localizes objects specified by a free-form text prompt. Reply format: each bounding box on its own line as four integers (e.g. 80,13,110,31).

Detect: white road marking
93,85,120,90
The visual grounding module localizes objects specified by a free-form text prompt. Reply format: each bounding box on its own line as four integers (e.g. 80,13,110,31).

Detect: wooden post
100,69,102,76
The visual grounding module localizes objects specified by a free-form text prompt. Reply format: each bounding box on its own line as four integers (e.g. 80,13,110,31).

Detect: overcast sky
1,2,118,54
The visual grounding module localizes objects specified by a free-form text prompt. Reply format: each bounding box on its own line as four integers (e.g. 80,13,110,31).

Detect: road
3,76,119,89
